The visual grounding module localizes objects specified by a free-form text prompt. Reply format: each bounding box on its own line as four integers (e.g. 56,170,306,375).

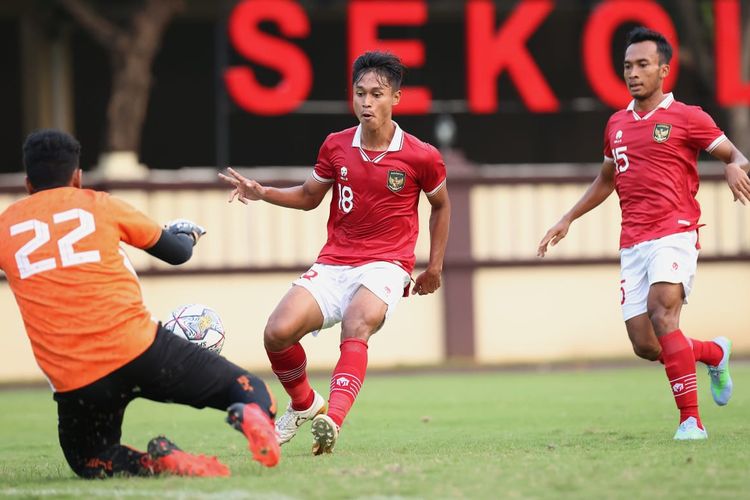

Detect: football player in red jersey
220,51,451,454
538,27,750,439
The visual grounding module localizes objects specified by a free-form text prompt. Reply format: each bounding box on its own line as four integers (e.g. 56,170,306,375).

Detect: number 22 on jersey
10,208,100,279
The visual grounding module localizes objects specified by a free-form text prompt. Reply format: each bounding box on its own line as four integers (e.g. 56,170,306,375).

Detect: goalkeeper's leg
60,436,229,478
123,326,279,466
60,439,231,479
54,372,139,478
54,375,228,478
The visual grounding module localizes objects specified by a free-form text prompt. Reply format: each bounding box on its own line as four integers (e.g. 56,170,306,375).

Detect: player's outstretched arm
710,140,750,205
146,231,194,265
144,219,206,265
412,186,451,296
537,160,616,257
218,167,330,210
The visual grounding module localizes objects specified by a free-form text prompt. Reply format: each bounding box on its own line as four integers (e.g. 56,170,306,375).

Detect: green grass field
1,365,749,499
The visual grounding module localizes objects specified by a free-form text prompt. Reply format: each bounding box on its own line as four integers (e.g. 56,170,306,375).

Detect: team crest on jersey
387,170,406,192
653,123,671,143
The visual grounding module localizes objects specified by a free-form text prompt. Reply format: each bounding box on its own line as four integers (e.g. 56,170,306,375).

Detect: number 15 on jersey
612,146,629,173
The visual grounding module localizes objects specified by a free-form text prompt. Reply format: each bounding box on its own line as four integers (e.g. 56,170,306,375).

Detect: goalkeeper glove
165,219,206,246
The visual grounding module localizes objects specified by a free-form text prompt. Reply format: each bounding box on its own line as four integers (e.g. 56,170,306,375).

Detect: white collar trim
627,92,674,121
352,122,404,163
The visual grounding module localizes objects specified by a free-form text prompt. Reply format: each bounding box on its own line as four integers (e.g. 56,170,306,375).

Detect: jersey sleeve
105,195,162,249
603,117,614,162
420,145,447,197
688,106,727,153
312,134,336,184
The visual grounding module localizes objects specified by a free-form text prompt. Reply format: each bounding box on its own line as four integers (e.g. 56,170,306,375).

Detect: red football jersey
312,123,447,273
603,93,726,249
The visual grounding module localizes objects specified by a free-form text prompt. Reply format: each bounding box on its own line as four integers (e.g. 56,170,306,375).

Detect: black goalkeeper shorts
53,325,250,464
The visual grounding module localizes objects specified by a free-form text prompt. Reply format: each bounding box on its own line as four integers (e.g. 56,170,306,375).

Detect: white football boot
311,413,339,455
275,390,326,445
673,417,708,440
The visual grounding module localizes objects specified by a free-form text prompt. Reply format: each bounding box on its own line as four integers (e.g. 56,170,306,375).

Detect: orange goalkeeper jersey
0,187,162,392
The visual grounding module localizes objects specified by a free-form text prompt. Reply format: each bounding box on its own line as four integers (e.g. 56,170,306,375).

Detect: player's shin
229,372,277,419
267,343,314,410
658,329,702,427
327,338,369,428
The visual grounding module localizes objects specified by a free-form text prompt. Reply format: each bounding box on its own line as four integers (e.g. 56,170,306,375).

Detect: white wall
474,263,750,363
0,272,444,383
2,262,746,384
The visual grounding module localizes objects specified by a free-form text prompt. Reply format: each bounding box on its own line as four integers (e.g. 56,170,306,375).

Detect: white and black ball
164,304,226,354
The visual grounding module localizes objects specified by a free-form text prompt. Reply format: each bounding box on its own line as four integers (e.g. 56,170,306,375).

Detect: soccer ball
164,304,225,354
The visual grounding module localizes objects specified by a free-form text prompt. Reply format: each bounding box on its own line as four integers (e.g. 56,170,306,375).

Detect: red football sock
327,338,368,428
266,343,314,411
658,329,702,427
689,338,724,366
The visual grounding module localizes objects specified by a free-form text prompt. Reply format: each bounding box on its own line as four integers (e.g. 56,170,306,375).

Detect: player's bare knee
263,318,295,351
340,328,371,342
340,318,376,341
647,307,679,336
632,342,661,361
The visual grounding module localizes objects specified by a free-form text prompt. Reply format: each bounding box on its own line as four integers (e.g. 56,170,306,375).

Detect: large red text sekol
224,0,750,116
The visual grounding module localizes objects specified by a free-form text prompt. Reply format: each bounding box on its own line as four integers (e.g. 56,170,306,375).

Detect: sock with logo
266,343,314,411
658,329,702,427
326,338,368,428
687,337,724,366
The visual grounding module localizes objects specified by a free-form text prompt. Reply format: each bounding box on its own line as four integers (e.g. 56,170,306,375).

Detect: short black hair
625,26,672,65
352,51,406,91
23,129,81,191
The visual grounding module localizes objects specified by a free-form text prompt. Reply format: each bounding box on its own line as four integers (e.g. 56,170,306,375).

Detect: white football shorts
619,230,699,321
293,261,411,333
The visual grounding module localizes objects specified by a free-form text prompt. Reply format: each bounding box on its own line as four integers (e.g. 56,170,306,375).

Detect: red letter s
225,0,312,115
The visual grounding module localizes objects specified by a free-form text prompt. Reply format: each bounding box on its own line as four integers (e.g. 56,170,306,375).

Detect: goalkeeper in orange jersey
0,129,279,478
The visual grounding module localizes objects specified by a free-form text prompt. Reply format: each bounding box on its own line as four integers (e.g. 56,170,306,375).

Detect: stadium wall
2,263,749,384
1,171,748,384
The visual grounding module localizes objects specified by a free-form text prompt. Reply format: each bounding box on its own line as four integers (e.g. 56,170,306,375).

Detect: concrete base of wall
0,272,444,384
1,263,747,384
474,262,750,363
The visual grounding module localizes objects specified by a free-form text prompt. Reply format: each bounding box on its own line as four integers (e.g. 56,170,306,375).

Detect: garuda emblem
653,123,672,143
387,170,406,192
